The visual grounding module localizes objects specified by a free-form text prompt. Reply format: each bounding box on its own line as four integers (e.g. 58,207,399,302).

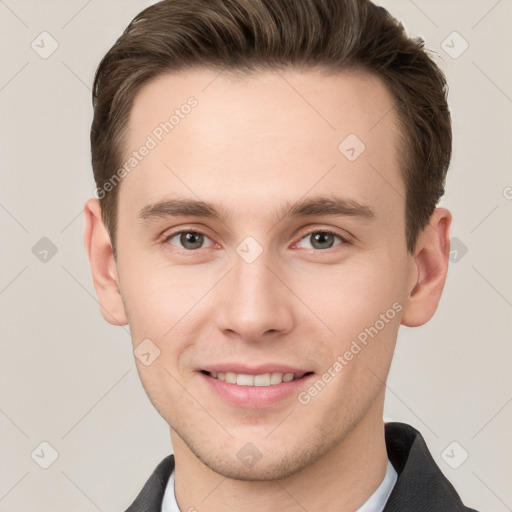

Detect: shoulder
124,454,175,512
384,422,479,512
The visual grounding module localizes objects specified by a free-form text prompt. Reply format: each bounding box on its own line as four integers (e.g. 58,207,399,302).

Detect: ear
83,198,128,326
401,207,452,327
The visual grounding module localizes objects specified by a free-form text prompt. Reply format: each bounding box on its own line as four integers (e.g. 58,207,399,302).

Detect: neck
171,400,388,512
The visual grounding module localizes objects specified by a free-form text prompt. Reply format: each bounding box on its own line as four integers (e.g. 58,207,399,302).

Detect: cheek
291,257,405,337
117,256,218,343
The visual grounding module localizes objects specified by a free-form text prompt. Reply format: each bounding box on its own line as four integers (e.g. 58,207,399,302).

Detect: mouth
198,364,316,408
201,370,313,387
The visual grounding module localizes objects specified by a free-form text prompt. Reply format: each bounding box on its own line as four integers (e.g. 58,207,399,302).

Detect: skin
84,67,451,512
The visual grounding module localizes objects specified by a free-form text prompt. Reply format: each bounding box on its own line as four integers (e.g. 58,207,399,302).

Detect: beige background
1,0,511,510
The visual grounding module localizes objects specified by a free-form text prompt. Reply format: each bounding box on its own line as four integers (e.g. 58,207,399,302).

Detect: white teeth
225,372,237,384
236,373,254,386
210,371,301,386
270,372,283,385
254,373,271,386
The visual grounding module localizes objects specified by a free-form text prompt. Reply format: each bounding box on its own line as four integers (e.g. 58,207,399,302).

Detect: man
83,0,478,510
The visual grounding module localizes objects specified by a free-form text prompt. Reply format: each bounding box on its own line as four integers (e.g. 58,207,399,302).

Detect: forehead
119,67,403,222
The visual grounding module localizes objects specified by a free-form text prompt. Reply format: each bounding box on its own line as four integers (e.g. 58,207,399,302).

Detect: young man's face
86,68,448,480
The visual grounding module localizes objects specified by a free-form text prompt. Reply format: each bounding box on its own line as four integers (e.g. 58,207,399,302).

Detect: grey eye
167,231,212,250
298,232,342,250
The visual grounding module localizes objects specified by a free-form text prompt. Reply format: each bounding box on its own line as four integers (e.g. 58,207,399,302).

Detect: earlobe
401,208,452,327
83,198,128,326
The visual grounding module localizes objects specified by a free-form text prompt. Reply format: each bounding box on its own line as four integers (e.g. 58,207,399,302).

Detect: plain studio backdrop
1,0,511,510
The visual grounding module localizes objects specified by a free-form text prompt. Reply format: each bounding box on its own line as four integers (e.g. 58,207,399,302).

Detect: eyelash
162,227,350,252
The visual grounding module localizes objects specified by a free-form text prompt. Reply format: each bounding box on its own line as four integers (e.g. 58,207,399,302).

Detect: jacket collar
383,422,477,511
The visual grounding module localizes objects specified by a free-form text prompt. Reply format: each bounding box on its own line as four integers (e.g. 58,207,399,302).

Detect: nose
215,251,295,342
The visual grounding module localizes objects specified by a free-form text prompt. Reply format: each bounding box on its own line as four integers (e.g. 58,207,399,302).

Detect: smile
204,371,308,386
199,368,315,408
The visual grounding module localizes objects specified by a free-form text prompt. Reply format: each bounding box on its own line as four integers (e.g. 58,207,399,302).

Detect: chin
201,454,309,482
189,434,334,482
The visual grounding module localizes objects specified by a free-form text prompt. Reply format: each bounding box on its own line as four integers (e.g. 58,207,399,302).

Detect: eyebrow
137,195,375,225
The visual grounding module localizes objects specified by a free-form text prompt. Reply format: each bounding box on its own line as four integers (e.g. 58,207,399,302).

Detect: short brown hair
91,0,451,255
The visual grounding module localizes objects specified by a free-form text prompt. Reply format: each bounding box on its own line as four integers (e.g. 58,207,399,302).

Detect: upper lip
200,364,312,375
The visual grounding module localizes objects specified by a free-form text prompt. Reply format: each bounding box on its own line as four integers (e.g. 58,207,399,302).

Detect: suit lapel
383,422,476,511
125,454,175,512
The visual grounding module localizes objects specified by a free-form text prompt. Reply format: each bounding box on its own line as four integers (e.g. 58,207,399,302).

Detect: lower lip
199,372,315,408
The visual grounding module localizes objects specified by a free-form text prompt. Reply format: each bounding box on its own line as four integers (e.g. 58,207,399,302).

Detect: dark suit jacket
125,422,479,511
